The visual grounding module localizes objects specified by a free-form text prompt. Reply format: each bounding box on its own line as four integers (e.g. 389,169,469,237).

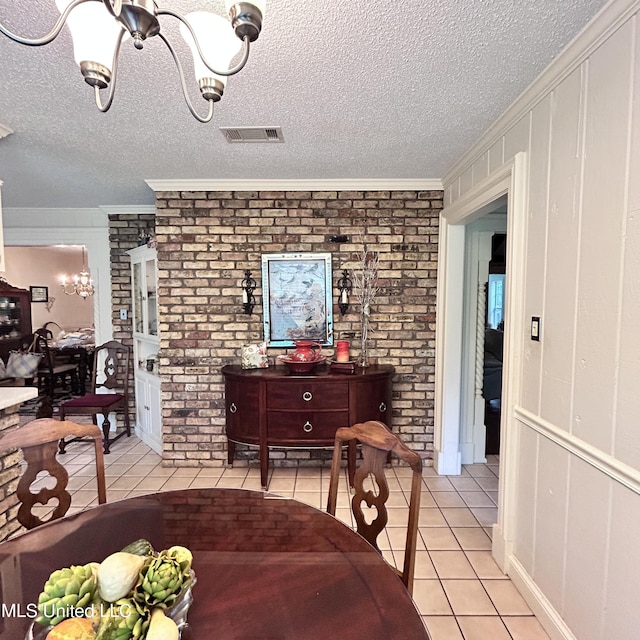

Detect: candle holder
336,270,352,316
241,270,256,315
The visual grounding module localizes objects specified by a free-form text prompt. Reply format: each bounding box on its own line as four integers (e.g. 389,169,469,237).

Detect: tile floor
29,435,550,640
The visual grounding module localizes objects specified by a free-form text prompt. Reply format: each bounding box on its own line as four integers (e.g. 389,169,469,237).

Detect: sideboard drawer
267,411,349,441
267,382,348,410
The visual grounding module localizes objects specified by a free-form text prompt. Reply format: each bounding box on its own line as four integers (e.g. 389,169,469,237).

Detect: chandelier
0,0,265,123
61,247,95,298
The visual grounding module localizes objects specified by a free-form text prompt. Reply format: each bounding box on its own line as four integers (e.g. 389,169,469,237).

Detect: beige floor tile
430,551,476,579
424,476,457,491
432,492,466,508
441,580,497,616
420,527,461,551
447,477,481,491
108,475,142,490
215,475,246,489
419,491,437,507
424,616,464,640
412,580,453,615
482,579,532,615
70,490,98,507
134,476,168,491
172,468,200,478
220,466,249,478
159,476,194,491
463,464,498,478
293,492,322,508
458,491,496,507
456,616,511,640
385,491,410,507
386,507,411,526
469,507,498,527
126,464,162,477
440,508,481,527
452,528,492,550
419,508,447,527
295,477,322,492
105,463,135,477
475,476,499,492
187,477,218,489
147,466,177,478
414,550,438,579
422,466,440,477
464,551,508,579
502,616,552,640
195,467,225,478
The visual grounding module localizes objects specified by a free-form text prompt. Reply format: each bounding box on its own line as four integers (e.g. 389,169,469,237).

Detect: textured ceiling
0,0,609,209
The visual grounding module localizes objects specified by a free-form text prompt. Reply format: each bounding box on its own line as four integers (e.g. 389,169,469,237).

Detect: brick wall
152,189,441,468
108,214,156,424
0,406,28,541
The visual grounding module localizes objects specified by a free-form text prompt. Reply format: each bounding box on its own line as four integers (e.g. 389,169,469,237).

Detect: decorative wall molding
515,406,640,496
443,0,640,188
145,178,443,193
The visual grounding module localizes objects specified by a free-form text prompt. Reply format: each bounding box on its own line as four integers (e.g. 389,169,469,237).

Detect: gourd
146,608,179,640
97,552,146,602
46,617,96,640
121,538,155,557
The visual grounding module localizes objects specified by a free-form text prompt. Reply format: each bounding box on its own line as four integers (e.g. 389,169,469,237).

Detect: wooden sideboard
222,364,394,489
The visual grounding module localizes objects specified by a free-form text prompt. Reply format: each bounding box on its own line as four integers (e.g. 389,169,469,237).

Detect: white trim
436,154,529,577
3,208,105,226
100,205,156,216
515,406,640,495
443,0,640,188
508,556,578,640
3,226,113,347
145,178,443,192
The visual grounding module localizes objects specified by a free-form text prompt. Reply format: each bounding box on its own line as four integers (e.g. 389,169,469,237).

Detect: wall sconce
241,270,256,315
337,269,352,316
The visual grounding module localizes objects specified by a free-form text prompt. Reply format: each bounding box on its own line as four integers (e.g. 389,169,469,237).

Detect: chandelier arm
102,0,123,18
157,9,251,77
93,29,126,113
157,32,215,123
0,0,94,47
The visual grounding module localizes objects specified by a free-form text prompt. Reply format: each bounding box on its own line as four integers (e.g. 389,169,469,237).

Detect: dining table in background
0,488,430,640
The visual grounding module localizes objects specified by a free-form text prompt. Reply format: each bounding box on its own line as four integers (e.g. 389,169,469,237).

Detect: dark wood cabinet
222,364,394,488
0,279,33,365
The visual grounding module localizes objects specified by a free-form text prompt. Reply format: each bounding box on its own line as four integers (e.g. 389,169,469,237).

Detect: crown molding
145,178,443,192
3,207,107,228
100,205,157,216
442,0,640,186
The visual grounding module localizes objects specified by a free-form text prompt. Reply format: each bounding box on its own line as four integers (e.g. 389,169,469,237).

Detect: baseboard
507,556,578,640
433,446,461,475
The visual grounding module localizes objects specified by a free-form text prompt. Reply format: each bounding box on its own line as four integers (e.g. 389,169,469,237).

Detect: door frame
434,152,528,569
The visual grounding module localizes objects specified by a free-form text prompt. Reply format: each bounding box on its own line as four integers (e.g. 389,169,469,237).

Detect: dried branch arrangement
351,235,379,366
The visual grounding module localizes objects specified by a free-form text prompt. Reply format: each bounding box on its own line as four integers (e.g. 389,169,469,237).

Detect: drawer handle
302,391,313,402
379,402,387,412
230,402,237,414
303,421,313,433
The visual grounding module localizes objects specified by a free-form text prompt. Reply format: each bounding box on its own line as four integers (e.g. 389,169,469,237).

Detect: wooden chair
59,340,131,454
0,418,106,530
327,420,423,595
34,330,81,402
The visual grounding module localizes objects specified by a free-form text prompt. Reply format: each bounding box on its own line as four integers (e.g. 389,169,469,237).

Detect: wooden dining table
0,488,430,640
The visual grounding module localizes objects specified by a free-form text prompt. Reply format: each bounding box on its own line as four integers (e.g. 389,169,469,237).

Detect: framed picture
30,286,49,303
262,253,334,347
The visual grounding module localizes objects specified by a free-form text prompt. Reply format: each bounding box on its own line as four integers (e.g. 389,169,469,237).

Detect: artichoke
95,597,150,640
36,563,99,626
133,553,185,609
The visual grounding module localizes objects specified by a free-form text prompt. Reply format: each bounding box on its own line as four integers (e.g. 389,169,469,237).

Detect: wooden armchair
327,420,423,595
0,418,106,530
34,330,80,402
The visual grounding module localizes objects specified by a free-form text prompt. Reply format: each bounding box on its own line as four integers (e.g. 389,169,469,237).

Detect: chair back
34,331,55,372
92,340,130,396
327,420,422,594
0,418,106,530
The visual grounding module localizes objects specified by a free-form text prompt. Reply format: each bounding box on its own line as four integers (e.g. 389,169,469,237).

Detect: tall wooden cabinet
222,364,394,488
0,279,32,364
128,246,161,454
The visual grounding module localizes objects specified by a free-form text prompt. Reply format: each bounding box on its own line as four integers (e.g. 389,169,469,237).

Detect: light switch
531,316,540,341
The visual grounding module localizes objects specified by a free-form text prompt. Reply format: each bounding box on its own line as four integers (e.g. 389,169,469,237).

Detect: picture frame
30,286,49,303
262,253,334,347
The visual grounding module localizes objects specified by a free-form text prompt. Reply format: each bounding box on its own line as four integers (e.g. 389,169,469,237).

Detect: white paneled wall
443,2,640,638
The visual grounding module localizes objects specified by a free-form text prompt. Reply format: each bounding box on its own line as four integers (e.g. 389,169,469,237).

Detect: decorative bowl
277,354,326,374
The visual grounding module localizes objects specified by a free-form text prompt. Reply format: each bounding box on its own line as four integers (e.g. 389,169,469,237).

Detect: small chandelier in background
0,0,265,123
61,247,95,299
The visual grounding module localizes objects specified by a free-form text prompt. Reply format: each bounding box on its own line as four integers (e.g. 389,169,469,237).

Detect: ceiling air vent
220,126,284,143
